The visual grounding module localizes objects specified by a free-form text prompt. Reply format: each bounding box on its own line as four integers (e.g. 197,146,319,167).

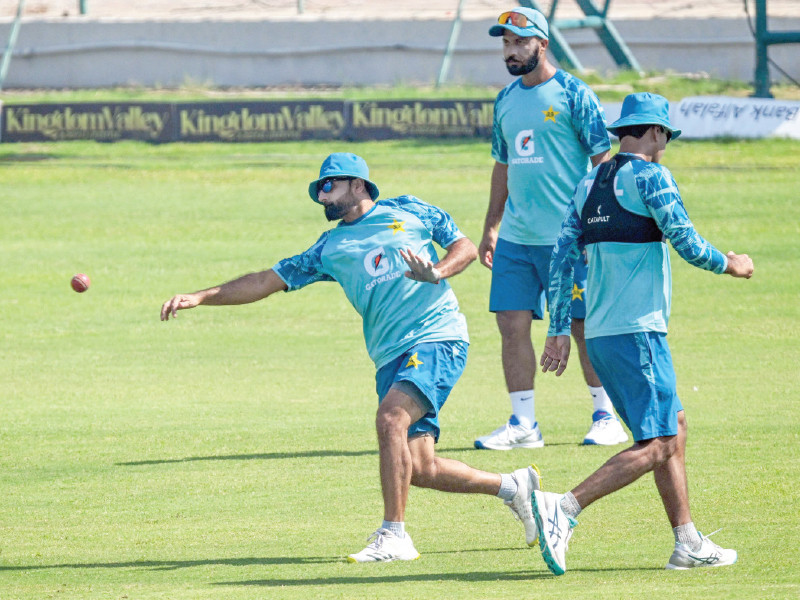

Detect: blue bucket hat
489,7,549,40
308,152,380,203
606,92,682,140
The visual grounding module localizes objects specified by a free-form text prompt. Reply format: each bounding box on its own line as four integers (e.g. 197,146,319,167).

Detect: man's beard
324,195,358,221
506,51,540,76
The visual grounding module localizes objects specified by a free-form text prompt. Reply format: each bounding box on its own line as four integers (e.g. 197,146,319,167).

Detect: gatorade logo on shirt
364,246,402,291
364,247,390,277
515,129,535,156
512,128,544,165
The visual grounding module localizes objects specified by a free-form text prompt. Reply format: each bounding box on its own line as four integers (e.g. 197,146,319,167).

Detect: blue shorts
489,238,587,320
375,341,468,442
586,331,683,442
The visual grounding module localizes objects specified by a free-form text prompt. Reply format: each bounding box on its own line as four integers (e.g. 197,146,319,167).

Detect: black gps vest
581,154,664,245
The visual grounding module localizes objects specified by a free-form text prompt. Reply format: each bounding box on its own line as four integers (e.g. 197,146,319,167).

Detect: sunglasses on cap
317,177,353,194
498,11,535,28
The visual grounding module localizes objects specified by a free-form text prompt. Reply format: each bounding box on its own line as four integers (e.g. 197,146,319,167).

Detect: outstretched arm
160,269,288,321
399,237,478,284
645,179,754,279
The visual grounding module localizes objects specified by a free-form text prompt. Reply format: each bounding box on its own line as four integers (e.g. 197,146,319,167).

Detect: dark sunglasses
317,177,352,194
659,126,673,143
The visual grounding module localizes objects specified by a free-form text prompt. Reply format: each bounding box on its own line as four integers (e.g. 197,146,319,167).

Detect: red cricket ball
71,273,91,293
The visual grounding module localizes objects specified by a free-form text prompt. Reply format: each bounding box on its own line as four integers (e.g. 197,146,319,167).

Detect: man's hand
725,251,754,279
399,249,441,284
478,231,497,269
161,293,203,321
540,335,571,376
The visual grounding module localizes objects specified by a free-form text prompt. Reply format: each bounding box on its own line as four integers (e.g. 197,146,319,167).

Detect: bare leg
571,318,602,388
408,435,501,494
570,434,679,510
653,411,692,527
375,388,421,522
377,388,502,522
496,310,535,392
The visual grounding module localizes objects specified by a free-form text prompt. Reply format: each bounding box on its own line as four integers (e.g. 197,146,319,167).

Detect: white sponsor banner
673,96,800,139
602,96,800,140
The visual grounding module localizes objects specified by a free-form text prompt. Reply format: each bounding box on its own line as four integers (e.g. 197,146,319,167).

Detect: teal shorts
375,341,468,442
586,331,683,442
489,238,587,320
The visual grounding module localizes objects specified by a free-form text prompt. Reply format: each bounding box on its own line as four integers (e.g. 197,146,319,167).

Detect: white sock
382,520,405,537
673,522,702,551
510,390,535,429
588,385,615,415
496,473,518,501
559,491,582,519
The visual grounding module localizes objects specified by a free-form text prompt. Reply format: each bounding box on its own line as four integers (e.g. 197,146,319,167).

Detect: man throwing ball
161,153,542,562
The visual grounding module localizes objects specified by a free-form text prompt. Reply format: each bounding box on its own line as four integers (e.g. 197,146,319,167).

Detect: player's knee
677,411,688,434
633,436,676,468
375,406,408,440
650,435,679,466
496,311,531,339
410,459,437,488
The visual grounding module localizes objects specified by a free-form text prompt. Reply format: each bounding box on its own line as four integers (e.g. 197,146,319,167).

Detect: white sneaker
532,490,576,576
504,465,542,546
666,531,737,570
475,416,544,450
582,411,629,446
347,528,420,563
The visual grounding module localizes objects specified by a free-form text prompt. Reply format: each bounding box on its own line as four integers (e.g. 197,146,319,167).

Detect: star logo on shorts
571,284,585,301
387,219,406,235
543,105,559,122
406,353,424,368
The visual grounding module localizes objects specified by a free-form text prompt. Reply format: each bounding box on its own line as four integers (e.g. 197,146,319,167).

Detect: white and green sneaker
505,465,542,546
532,490,577,576
666,531,737,570
347,528,420,563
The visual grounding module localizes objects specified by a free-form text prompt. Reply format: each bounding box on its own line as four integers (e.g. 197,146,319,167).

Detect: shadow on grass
440,443,578,451
215,570,552,587
119,444,577,466
0,556,341,572
214,563,662,587
118,449,378,466
0,547,524,573
0,548,663,579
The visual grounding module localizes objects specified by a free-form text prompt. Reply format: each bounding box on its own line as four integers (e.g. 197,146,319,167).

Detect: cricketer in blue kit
531,93,754,575
475,6,628,452
161,152,545,563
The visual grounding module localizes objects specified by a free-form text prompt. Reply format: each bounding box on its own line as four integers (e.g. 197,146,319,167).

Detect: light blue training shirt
272,196,469,368
548,154,729,339
492,70,611,246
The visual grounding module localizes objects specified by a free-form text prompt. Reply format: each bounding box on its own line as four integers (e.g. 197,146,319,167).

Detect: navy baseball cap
308,152,380,203
606,92,682,140
489,7,549,40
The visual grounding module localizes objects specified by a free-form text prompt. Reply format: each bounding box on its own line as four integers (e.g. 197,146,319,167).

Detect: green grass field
1,137,799,599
